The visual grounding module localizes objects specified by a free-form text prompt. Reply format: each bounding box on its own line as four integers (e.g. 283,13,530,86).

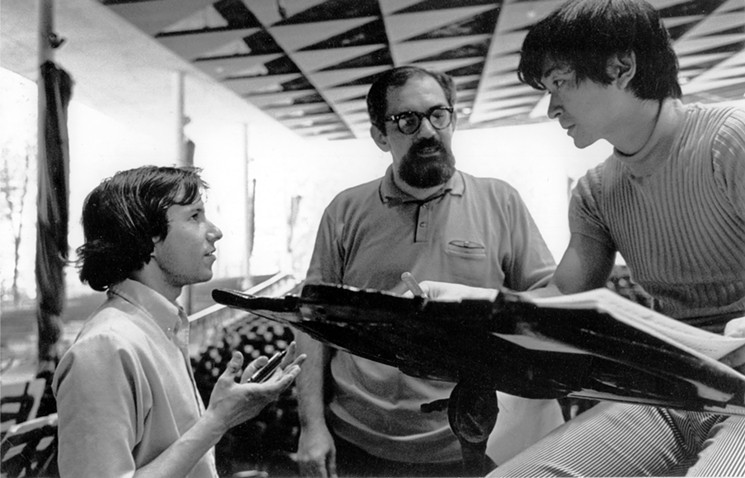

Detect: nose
207,222,223,242
416,116,438,138
547,93,562,120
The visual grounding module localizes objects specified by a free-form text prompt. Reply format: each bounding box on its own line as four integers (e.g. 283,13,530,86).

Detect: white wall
1,66,615,300
256,122,612,280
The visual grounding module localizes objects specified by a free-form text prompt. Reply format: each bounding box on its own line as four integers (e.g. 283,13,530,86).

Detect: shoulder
461,172,522,201
681,102,745,146
65,301,154,362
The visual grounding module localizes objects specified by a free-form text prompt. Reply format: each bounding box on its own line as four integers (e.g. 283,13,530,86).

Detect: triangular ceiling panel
222,74,302,95
105,0,216,36
396,35,490,64
378,0,425,16
157,28,258,60
292,45,384,73
309,66,390,89
193,54,284,78
270,18,376,52
324,85,373,103
386,6,496,43
99,0,745,140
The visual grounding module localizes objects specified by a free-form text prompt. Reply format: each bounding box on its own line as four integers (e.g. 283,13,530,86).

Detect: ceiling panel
98,0,745,140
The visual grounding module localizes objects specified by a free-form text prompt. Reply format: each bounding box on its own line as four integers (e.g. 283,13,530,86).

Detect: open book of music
212,284,745,416
502,288,745,361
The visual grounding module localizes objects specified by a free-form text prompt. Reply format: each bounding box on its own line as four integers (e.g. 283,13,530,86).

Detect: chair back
0,378,46,437
0,413,58,478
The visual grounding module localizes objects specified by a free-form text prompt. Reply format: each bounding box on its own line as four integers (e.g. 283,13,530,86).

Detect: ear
150,235,163,257
370,124,391,152
608,52,637,90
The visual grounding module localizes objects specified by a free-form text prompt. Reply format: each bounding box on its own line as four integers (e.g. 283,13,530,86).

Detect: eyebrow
540,65,572,88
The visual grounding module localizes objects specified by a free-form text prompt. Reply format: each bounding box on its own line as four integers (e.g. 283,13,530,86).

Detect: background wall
1,66,612,304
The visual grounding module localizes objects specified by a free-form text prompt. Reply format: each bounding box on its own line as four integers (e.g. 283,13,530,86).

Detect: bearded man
294,66,562,478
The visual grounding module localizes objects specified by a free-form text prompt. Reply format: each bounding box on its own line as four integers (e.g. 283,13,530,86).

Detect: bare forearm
295,330,330,429
133,413,225,478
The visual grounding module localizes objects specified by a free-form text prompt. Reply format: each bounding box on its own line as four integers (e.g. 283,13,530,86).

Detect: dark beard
398,138,456,188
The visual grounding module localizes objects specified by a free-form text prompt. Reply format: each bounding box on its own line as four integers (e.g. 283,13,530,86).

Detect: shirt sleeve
503,188,556,291
53,333,150,478
568,164,616,248
712,107,745,221
305,202,344,285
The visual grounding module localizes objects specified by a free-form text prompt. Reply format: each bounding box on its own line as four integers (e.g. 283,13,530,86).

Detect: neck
612,99,661,157
130,266,182,303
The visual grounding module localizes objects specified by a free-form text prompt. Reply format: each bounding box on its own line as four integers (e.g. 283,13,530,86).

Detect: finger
289,353,307,369
328,448,338,478
720,345,745,370
223,351,244,379
280,342,297,368
240,355,269,383
388,280,409,296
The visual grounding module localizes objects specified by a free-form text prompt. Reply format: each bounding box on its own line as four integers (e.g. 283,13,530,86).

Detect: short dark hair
76,165,207,291
518,0,681,100
366,66,457,133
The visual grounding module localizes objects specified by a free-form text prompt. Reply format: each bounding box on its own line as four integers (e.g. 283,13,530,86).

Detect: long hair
76,165,207,291
518,0,681,100
366,66,457,133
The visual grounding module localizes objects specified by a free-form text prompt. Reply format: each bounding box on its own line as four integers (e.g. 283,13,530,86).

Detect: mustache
409,138,445,156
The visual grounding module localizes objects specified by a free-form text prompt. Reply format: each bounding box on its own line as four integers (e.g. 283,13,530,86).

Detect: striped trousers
487,401,745,477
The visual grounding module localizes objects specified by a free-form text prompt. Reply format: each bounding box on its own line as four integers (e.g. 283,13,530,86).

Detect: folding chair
1,378,46,438
0,413,58,478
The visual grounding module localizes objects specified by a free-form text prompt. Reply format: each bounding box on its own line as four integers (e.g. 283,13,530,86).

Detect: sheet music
528,288,745,360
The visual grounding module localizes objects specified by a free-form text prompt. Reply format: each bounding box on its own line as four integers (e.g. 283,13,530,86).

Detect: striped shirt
570,99,745,326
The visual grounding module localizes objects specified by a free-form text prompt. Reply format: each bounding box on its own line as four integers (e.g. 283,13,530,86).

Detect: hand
720,317,745,374
204,341,306,433
418,280,498,301
297,422,337,478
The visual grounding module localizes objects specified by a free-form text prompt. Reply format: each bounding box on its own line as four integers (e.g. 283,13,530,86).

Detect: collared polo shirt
306,166,556,463
53,279,217,477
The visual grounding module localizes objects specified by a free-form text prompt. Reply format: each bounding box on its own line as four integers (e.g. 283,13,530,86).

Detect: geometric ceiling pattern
102,0,745,140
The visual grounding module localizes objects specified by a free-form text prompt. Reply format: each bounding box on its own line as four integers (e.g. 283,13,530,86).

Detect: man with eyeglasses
294,66,561,477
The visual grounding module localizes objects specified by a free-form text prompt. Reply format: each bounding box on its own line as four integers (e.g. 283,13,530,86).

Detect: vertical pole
242,123,251,289
38,0,53,64
37,0,54,366
36,0,65,370
174,70,187,166
173,70,192,313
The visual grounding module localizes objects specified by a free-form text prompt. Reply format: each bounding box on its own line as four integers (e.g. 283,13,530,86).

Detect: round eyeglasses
384,106,454,135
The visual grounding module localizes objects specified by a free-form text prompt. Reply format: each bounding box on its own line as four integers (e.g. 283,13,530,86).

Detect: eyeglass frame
383,105,455,135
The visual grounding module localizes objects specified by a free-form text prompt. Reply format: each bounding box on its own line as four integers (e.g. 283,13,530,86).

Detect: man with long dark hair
422,0,745,475
53,165,305,477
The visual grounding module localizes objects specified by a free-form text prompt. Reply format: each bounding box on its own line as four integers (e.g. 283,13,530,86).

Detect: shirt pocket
445,239,487,258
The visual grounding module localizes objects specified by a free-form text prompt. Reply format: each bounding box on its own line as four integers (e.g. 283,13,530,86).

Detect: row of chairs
1,377,58,477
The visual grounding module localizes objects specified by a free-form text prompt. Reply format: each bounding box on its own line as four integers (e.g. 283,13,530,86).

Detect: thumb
222,351,244,381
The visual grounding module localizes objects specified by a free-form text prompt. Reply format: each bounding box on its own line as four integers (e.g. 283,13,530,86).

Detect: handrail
187,272,299,356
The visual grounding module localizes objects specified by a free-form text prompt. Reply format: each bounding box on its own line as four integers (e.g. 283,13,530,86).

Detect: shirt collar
109,279,187,341
379,165,464,203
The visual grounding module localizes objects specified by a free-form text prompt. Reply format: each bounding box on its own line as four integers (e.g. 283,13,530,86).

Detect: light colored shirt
306,167,559,463
571,99,745,326
53,279,218,477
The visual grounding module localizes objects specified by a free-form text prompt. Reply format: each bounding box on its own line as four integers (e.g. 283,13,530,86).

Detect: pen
247,349,287,383
401,271,425,297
